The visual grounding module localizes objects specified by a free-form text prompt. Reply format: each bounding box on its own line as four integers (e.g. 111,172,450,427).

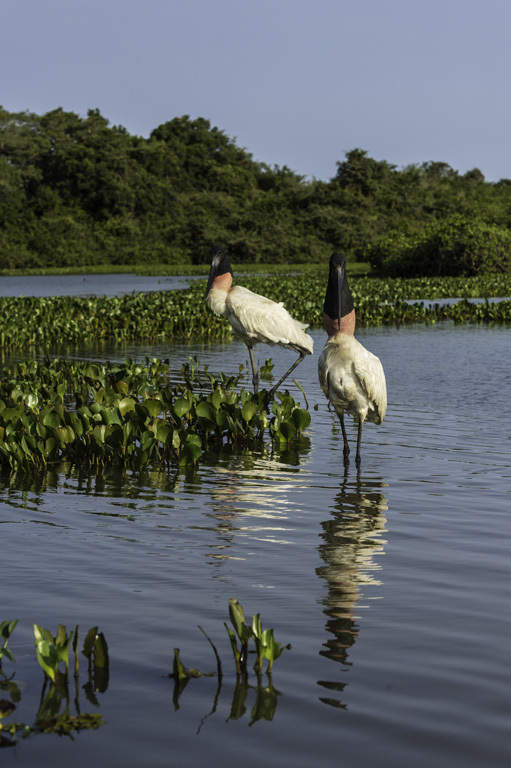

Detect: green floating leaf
118,397,137,417
156,421,172,443
174,398,191,418
292,408,311,431
277,421,296,441
42,411,61,429
143,398,163,417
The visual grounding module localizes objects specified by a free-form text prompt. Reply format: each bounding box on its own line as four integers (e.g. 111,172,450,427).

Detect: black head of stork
205,244,233,299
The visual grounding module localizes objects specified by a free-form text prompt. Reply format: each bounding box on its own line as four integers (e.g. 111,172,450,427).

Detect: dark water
1,313,511,765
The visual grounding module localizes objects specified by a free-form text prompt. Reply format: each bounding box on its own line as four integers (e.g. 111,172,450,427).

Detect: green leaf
118,397,137,417
156,421,172,443
174,398,191,418
278,420,297,440
292,408,311,431
229,599,251,643
54,425,76,445
0,620,18,641
93,632,109,668
35,640,59,682
179,441,201,464
0,646,15,663
241,401,258,423
82,626,98,659
86,364,100,380
42,411,61,429
33,624,54,645
143,398,163,417
173,648,189,681
93,424,107,442
25,392,39,409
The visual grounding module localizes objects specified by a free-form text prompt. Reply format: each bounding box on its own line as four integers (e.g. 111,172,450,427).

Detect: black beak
323,252,351,327
204,254,221,299
335,264,344,329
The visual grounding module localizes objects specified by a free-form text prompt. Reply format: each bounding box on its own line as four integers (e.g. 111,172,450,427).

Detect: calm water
0,272,200,297
1,278,510,766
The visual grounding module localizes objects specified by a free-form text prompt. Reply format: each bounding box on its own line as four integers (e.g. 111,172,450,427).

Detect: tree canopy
1,106,510,274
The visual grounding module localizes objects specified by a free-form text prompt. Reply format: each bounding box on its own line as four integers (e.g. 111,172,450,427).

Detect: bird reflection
316,471,388,708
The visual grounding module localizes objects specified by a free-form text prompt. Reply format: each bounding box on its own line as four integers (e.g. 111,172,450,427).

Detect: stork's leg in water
268,351,306,400
339,414,350,465
355,419,363,467
247,345,259,393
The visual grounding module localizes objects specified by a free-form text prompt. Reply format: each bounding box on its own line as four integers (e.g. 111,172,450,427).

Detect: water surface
1,322,510,767
0,272,200,298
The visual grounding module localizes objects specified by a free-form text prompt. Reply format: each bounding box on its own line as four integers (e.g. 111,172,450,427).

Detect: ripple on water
1,323,511,768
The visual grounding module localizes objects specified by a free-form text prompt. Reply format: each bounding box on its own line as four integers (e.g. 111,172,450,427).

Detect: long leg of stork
268,351,307,400
246,345,259,393
355,419,364,467
339,414,350,465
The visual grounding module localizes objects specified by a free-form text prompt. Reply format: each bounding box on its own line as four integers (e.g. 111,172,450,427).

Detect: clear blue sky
2,0,510,181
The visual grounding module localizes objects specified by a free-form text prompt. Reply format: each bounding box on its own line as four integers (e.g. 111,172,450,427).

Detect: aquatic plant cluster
0,620,107,745
0,272,510,352
0,356,311,471
1,600,286,743
171,599,287,723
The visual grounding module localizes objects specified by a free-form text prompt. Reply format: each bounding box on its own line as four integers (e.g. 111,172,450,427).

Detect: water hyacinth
1,620,107,745
0,271,510,352
0,356,311,472
0,620,18,672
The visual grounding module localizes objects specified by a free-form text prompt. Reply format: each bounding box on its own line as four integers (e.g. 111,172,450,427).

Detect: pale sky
2,0,510,181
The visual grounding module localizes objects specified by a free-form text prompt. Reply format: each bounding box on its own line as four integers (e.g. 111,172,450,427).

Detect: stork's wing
351,346,387,423
317,347,331,398
227,286,313,353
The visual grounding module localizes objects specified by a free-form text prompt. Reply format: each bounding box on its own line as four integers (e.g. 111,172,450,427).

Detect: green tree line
1,106,510,275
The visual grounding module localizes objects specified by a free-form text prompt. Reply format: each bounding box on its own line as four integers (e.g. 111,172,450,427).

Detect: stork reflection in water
205,245,314,397
318,253,387,466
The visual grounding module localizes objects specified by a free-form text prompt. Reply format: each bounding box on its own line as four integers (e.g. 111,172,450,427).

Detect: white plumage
208,285,313,354
318,334,387,427
319,253,387,466
205,246,313,396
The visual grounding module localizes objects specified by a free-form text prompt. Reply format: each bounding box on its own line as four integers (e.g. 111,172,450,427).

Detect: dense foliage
0,356,310,471
2,106,511,275
0,272,510,353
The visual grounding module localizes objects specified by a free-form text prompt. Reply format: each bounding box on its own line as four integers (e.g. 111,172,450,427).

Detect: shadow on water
316,470,389,710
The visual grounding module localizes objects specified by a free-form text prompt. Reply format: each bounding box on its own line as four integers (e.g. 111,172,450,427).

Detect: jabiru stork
318,252,387,466
204,245,314,397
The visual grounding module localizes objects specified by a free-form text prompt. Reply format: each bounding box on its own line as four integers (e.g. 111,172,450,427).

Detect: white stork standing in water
204,245,314,397
318,252,387,466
